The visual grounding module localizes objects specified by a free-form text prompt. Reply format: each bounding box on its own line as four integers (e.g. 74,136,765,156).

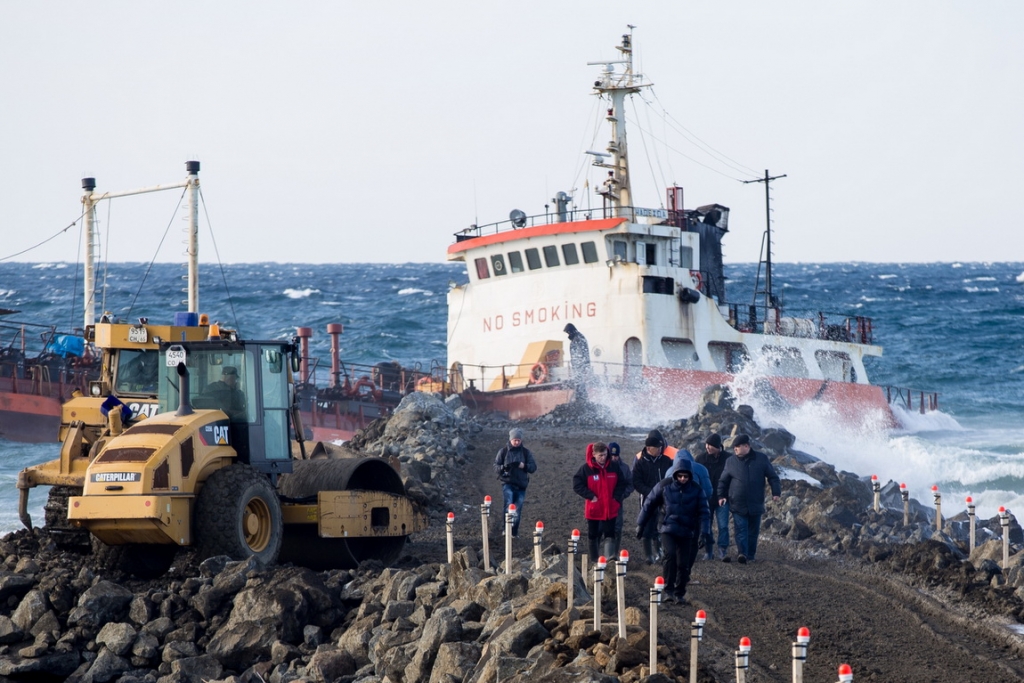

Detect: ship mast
79,161,201,329
588,28,650,220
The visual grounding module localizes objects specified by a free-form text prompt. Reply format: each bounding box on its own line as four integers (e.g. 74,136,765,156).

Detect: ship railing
453,205,682,241
751,309,875,345
296,356,433,403
0,321,94,399
885,386,940,414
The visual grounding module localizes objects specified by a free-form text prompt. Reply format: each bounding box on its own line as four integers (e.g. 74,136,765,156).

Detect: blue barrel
174,312,199,327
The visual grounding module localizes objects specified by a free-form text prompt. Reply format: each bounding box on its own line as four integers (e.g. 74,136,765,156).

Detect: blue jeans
732,511,763,559
713,502,730,549
502,484,526,537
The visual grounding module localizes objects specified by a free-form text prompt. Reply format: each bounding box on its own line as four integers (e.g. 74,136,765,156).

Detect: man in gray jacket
716,434,780,564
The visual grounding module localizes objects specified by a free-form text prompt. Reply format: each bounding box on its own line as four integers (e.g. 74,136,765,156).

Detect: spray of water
589,355,1024,520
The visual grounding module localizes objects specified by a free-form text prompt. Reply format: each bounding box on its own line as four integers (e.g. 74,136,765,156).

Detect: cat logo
212,424,230,445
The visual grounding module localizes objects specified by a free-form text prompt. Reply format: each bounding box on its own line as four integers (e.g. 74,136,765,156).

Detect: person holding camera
494,427,538,538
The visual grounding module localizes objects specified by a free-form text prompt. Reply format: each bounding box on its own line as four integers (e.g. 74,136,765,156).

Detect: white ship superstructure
446,31,897,423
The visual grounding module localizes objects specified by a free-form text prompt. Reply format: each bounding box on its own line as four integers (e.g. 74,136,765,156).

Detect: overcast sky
2,2,1022,266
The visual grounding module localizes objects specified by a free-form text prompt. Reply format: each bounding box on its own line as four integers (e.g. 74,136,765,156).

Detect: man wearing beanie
697,433,731,560
632,432,673,564
716,434,780,563
494,427,538,538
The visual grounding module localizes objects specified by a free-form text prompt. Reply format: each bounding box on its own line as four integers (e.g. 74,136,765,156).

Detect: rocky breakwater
0,391,487,682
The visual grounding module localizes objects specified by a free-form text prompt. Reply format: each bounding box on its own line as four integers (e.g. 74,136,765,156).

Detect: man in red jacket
573,442,629,562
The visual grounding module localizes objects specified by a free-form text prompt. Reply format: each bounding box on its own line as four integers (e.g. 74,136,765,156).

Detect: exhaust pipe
176,363,194,416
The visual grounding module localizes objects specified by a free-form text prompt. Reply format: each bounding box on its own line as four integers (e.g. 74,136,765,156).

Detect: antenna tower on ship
588,27,650,221
744,169,786,325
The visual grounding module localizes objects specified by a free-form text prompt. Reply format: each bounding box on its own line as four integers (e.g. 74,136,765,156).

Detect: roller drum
278,458,408,569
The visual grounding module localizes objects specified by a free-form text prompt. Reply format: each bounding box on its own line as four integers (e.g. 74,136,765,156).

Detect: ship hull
0,393,61,443
460,366,896,427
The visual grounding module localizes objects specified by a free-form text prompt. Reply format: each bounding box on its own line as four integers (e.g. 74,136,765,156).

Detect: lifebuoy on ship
352,377,382,401
689,270,703,291
529,362,548,385
416,376,433,390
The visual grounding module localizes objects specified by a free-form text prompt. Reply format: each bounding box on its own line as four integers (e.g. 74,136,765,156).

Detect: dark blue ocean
1,261,1022,530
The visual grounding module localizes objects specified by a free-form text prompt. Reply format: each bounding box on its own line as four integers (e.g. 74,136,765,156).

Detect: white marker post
967,496,976,551
650,576,664,675
481,496,492,571
735,637,751,683
1001,506,1010,570
445,512,455,563
837,663,853,683
900,483,909,526
615,550,629,639
871,475,880,513
689,609,707,683
505,503,516,575
581,552,589,592
568,529,580,610
792,626,810,683
932,485,942,532
533,521,544,570
593,556,607,630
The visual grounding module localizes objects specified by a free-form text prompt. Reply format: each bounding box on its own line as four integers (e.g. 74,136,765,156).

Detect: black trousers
661,532,698,595
587,519,616,561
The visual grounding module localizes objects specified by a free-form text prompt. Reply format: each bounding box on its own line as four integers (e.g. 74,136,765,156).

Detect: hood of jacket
668,457,693,477
585,442,607,470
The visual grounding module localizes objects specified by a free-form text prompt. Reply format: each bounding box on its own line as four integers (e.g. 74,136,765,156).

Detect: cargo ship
444,30,935,425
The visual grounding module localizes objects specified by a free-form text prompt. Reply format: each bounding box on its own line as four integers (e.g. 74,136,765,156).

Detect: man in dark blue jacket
716,434,781,564
494,427,538,538
635,459,710,604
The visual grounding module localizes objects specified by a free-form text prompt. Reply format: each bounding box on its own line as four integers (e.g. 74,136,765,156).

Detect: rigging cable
0,212,86,263
644,87,760,178
198,187,240,333
569,94,604,210
630,97,666,207
99,198,112,317
124,187,187,320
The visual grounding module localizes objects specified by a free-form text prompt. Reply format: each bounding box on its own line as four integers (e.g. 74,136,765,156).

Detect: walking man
696,433,731,560
633,434,674,564
636,458,709,604
716,434,780,564
573,442,628,561
494,427,537,538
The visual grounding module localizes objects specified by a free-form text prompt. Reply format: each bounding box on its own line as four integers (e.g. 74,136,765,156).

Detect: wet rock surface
2,388,1024,682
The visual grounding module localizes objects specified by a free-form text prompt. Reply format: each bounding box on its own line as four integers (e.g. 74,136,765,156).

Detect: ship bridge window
491,254,508,277
581,241,599,263
613,240,627,261
542,245,560,267
708,342,749,373
525,248,542,270
815,350,854,382
508,251,524,273
662,338,699,369
761,346,808,378
642,276,674,294
562,243,580,265
636,241,656,266
474,258,490,280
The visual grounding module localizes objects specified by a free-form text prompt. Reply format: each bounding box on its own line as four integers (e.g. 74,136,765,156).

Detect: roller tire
195,464,283,566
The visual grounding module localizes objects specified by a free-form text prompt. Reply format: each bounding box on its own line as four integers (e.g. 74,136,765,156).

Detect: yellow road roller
24,335,426,576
